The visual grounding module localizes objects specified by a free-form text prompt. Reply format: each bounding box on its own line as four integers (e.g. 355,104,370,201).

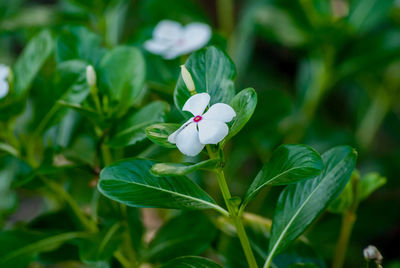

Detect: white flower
0,64,10,99
168,93,236,156
144,20,211,60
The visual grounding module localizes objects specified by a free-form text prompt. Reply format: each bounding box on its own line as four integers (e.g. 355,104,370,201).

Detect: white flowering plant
0,2,393,268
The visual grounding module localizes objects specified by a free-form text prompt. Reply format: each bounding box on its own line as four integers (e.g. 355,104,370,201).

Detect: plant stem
214,167,258,268
332,173,360,268
217,0,234,36
41,177,98,232
332,210,356,268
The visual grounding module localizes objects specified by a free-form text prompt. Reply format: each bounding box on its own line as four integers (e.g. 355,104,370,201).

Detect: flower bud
363,245,383,263
180,65,196,94
86,65,96,87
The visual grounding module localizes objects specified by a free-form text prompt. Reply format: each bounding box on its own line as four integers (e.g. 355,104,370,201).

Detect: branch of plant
332,174,360,268
207,145,258,268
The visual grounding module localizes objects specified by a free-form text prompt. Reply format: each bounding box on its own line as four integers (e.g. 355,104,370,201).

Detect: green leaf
256,5,307,47
357,172,386,202
174,46,236,113
145,123,180,148
78,223,123,262
328,178,354,214
347,0,394,33
56,25,105,64
224,87,257,143
0,231,84,268
99,46,145,114
98,159,227,214
151,159,220,177
13,30,53,98
160,256,222,268
107,101,170,148
264,146,357,266
243,144,323,208
36,60,91,132
146,212,217,262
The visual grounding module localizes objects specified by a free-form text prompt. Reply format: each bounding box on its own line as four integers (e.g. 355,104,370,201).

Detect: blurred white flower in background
168,93,236,156
144,20,211,60
0,64,10,99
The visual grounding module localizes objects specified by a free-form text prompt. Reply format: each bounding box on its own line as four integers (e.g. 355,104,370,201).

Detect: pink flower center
193,115,202,122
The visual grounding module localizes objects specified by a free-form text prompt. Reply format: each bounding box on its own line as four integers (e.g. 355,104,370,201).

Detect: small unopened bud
86,65,96,87
180,65,195,94
363,245,383,264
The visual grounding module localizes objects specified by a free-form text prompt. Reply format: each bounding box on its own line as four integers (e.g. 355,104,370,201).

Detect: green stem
332,211,356,268
332,173,360,268
206,146,258,268
214,169,258,268
41,177,98,232
90,84,102,114
217,0,234,36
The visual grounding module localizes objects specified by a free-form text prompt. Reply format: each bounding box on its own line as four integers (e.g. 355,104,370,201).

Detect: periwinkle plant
98,46,358,268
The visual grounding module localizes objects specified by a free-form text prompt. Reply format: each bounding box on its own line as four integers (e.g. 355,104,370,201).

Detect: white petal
153,20,183,42
198,119,229,144
202,103,236,122
161,47,182,60
177,23,211,55
168,118,193,144
175,122,205,156
144,40,171,55
0,64,9,80
0,81,9,99
182,93,210,116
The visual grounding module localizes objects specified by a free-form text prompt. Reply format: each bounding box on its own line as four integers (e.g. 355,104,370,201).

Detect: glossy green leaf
161,256,222,268
107,101,169,148
358,172,386,202
56,25,105,64
78,223,123,262
98,159,226,214
0,231,84,268
146,212,217,262
37,60,91,132
264,146,357,267
174,46,236,113
151,159,220,177
99,46,145,114
224,87,257,143
243,144,323,208
145,123,180,148
13,30,53,98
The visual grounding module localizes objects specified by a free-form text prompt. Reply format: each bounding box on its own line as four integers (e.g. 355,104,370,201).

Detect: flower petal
0,64,9,80
0,81,9,99
202,103,236,122
152,20,183,42
168,118,193,144
182,93,210,116
178,23,211,55
175,122,205,156
198,119,228,144
144,40,171,56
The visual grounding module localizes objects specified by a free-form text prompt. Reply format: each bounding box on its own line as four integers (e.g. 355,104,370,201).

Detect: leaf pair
264,146,357,267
